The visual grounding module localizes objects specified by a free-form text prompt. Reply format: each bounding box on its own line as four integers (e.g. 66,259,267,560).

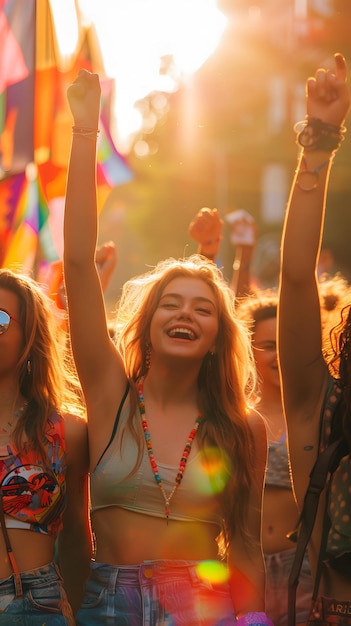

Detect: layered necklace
137,377,203,522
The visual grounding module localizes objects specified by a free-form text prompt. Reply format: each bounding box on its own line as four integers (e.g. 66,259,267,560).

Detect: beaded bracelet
294,117,346,152
236,612,274,626
72,126,100,141
295,155,333,192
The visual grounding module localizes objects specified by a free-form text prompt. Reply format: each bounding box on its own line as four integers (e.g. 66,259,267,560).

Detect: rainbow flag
0,0,35,178
99,78,133,188
0,0,133,275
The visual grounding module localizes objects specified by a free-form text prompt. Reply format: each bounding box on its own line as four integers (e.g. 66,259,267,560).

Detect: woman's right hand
67,69,101,129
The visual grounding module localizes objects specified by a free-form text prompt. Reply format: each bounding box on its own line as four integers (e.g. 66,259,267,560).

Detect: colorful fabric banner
0,0,133,274
0,0,36,177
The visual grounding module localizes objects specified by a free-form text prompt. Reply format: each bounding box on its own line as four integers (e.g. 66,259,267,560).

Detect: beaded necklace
137,377,203,522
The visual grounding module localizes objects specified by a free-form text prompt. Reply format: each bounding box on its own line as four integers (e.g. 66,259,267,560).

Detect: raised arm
95,241,118,292
188,207,257,298
188,207,223,262
225,209,257,298
278,54,350,489
63,71,126,451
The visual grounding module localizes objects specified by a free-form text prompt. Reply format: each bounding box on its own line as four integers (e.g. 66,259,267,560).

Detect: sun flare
51,0,227,150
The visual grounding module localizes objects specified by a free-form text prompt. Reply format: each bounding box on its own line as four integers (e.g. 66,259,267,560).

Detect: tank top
265,433,292,489
90,392,224,530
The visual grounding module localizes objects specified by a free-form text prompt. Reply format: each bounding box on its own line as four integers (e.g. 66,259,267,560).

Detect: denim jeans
76,559,236,625
0,561,74,625
265,548,313,626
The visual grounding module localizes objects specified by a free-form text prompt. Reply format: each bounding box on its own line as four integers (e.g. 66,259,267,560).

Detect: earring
26,359,32,375
207,350,215,371
145,344,151,370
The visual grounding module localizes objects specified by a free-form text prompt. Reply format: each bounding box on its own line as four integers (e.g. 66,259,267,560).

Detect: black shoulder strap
287,436,345,626
95,382,130,468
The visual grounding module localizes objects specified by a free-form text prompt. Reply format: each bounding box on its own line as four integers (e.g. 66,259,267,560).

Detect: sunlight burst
53,0,227,149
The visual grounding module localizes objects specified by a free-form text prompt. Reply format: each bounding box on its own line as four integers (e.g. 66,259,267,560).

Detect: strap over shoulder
288,376,346,626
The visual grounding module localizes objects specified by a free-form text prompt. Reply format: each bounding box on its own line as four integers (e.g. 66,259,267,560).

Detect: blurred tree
102,0,351,302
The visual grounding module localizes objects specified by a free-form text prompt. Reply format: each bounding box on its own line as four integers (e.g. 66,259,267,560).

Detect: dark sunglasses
0,309,20,335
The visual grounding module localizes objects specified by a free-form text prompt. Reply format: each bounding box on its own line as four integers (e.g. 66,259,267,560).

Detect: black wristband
295,117,346,152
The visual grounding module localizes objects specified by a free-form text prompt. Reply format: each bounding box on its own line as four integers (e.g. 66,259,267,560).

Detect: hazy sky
51,0,227,149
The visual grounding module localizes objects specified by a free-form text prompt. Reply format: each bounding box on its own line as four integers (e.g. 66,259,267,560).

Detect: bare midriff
262,486,299,554
92,507,221,565
0,530,56,577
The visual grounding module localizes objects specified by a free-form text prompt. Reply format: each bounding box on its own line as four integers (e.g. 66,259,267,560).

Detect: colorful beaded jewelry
137,377,203,522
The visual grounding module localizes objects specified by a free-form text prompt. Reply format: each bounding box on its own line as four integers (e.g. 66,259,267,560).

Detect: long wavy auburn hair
112,255,259,552
0,269,84,464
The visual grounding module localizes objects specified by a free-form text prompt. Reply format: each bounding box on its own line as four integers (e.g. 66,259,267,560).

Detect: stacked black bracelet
294,117,346,152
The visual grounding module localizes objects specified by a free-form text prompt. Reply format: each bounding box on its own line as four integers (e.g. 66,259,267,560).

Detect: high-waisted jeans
76,559,237,625
0,561,74,625
265,548,313,626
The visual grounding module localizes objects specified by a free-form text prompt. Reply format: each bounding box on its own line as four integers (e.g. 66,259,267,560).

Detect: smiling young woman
63,68,273,626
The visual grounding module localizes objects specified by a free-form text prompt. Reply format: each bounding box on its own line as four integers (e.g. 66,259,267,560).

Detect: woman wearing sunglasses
63,69,272,626
0,269,92,624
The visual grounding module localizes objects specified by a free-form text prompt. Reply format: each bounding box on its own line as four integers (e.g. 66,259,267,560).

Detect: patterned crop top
265,433,292,489
91,390,224,531
0,411,67,538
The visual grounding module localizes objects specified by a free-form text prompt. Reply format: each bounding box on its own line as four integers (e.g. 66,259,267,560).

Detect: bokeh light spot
196,560,229,584
198,446,231,494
